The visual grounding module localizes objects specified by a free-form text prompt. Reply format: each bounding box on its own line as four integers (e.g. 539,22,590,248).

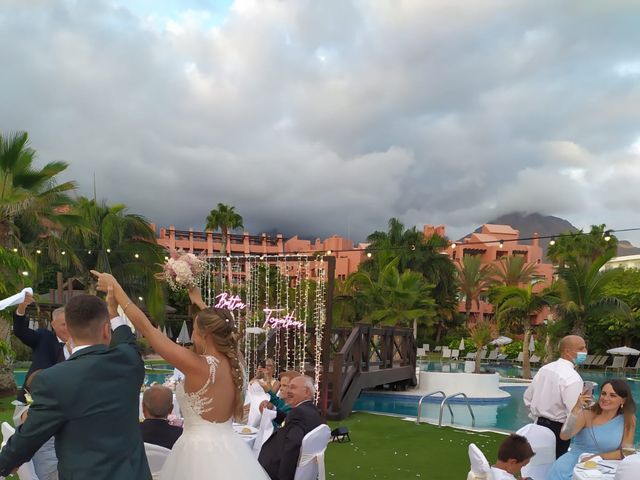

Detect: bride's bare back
183,354,237,423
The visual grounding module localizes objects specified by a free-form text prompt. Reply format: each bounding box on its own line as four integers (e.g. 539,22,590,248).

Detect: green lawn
326,413,506,479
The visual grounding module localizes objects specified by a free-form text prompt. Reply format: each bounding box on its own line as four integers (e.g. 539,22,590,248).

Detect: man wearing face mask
523,335,587,459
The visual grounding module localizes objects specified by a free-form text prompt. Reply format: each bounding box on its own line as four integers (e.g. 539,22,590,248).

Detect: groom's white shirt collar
71,316,126,355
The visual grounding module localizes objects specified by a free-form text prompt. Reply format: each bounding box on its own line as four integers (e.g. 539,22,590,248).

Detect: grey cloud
1,0,640,245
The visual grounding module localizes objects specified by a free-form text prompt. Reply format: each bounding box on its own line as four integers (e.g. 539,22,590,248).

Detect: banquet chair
516,423,556,480
252,407,277,457
1,421,41,480
144,442,171,479
466,443,492,480
614,453,640,479
247,381,271,428
293,424,331,480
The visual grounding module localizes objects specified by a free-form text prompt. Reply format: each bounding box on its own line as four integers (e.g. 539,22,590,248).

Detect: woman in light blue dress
548,379,636,480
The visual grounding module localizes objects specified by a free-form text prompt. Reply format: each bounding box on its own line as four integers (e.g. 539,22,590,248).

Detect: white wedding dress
160,355,270,479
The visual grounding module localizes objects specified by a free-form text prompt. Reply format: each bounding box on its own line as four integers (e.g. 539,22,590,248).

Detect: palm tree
555,253,629,336
489,255,538,287
205,203,244,255
494,284,560,379
364,218,458,339
63,197,166,320
0,131,76,248
347,258,436,334
456,255,492,322
468,319,496,373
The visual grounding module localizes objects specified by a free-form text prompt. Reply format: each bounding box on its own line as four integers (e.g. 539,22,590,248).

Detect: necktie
57,342,66,362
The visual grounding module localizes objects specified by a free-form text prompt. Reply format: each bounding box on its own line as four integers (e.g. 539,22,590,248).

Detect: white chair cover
615,454,640,480
247,381,270,428
466,443,492,480
144,442,171,479
1,421,41,480
294,424,331,480
252,408,277,457
516,423,556,480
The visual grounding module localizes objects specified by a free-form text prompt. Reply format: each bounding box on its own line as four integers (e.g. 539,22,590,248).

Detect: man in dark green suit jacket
0,293,151,480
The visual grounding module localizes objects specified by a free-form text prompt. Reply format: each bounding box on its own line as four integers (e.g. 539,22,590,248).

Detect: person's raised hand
106,285,118,318
17,292,34,315
90,270,118,293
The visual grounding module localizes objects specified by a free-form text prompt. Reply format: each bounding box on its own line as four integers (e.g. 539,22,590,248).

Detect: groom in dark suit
0,292,151,480
258,375,322,480
13,294,69,403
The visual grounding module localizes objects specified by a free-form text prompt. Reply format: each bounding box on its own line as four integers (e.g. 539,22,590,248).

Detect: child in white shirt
491,434,535,480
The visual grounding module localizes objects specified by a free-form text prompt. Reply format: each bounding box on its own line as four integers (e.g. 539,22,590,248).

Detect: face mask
575,352,588,365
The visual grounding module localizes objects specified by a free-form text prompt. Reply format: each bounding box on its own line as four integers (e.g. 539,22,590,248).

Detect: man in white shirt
523,335,587,458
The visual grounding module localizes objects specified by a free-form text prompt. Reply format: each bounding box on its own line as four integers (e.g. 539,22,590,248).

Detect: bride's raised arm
91,270,203,376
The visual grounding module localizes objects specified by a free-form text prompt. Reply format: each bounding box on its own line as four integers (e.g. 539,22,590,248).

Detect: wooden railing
329,324,416,416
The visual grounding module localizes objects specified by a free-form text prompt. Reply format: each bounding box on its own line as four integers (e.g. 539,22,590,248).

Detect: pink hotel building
153,223,554,324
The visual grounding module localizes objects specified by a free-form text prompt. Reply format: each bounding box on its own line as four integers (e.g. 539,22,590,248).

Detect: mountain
471,212,639,258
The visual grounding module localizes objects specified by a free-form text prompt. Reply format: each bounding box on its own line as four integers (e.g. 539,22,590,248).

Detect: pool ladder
415,391,476,427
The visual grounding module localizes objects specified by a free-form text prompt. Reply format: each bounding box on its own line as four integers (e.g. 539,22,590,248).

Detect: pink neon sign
263,308,304,329
214,292,247,311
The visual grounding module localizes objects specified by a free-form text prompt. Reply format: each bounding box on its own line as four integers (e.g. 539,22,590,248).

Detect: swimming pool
353,361,640,437
13,368,172,389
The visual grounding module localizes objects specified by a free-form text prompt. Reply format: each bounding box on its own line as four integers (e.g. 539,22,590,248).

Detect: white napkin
0,287,33,311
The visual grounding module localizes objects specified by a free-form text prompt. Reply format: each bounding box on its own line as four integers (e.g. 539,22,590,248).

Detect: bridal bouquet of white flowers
158,253,206,291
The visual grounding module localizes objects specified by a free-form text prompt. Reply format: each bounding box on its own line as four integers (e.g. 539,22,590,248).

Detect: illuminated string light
549,238,556,246
134,253,140,259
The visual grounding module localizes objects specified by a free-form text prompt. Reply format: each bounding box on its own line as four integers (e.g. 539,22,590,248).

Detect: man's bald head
559,335,587,362
142,385,174,419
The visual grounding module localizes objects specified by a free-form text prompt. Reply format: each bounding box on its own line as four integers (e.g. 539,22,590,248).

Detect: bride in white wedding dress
92,272,269,479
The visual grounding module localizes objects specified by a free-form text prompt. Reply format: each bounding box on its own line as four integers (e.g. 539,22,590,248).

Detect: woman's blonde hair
195,307,245,419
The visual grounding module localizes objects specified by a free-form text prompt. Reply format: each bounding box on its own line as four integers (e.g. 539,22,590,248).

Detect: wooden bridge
325,324,417,419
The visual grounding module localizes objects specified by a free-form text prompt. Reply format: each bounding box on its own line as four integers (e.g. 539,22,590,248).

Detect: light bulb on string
366,252,372,258
549,238,556,246
61,250,66,255
138,296,143,301
21,271,29,276
87,250,92,255
106,248,111,253
498,240,504,248
134,253,140,259
450,243,457,249
604,230,612,242
326,250,332,255
12,248,18,252
36,249,42,255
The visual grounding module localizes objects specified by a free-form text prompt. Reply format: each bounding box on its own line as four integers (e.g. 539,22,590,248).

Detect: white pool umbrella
459,338,465,351
606,346,640,356
529,335,536,352
491,336,512,346
176,321,191,344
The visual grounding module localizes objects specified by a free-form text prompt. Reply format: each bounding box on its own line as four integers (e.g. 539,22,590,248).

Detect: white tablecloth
572,460,619,479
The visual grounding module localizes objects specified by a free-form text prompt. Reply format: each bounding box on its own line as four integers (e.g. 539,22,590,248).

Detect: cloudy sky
1,0,640,244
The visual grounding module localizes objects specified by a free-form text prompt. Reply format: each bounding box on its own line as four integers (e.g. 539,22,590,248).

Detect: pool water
353,361,640,437
13,368,172,389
